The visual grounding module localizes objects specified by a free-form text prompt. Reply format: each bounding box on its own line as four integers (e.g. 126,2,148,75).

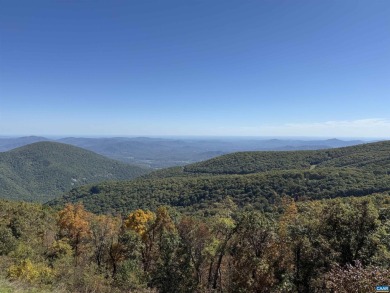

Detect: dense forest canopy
2,0,390,291
51,141,390,215
0,136,365,168
0,142,150,202
1,140,390,292
1,194,390,292
179,140,390,175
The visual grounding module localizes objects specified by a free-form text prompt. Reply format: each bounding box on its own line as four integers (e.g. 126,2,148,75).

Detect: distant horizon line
0,134,386,141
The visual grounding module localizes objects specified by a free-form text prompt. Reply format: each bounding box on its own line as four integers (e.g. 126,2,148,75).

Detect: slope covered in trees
1,195,390,292
0,136,364,168
178,140,390,175
2,141,390,292
53,168,390,215
51,141,390,214
0,142,150,202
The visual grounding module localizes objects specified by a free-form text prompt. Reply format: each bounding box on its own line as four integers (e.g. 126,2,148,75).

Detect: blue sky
1,0,389,137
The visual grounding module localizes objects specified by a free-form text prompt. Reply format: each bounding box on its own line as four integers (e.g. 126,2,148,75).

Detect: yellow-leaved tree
124,209,155,237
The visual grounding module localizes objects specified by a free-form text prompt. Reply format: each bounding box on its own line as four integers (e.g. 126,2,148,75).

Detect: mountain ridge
0,136,367,168
50,140,390,214
0,141,150,202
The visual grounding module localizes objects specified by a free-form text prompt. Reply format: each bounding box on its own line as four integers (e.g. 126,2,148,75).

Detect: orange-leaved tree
58,203,92,264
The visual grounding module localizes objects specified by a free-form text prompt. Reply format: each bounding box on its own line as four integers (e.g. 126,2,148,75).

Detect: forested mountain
182,140,390,175
56,137,365,168
51,140,390,215
3,142,390,292
0,142,150,202
0,136,365,168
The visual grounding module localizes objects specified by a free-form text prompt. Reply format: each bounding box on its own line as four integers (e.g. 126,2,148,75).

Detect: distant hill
142,140,390,178
181,140,390,175
1,136,365,168
0,136,49,152
50,140,390,214
0,141,150,202
56,137,366,168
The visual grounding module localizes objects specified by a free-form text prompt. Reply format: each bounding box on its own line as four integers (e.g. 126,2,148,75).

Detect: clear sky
1,0,389,138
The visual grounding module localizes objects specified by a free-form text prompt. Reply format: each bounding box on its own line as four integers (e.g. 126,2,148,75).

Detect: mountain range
50,140,390,215
0,136,366,168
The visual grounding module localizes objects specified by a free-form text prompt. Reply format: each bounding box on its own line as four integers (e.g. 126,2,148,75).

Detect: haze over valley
0,136,367,168
1,0,390,292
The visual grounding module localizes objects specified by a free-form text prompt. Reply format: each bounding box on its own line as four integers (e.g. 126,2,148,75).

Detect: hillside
0,136,364,168
179,140,390,175
50,140,390,214
0,142,150,202
52,137,366,168
142,140,390,179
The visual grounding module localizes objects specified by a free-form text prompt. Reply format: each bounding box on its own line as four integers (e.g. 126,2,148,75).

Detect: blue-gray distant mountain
0,136,49,151
57,137,366,168
1,136,367,168
0,141,150,202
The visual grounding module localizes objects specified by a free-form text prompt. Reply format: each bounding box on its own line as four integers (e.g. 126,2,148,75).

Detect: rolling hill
0,136,49,152
0,141,150,202
182,140,390,175
50,140,390,214
53,137,366,168
1,136,365,168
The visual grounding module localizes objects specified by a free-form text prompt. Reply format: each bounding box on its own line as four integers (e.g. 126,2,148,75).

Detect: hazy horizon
0,134,383,141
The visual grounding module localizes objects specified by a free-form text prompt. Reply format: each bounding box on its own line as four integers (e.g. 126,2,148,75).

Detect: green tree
0,226,17,255
229,211,276,292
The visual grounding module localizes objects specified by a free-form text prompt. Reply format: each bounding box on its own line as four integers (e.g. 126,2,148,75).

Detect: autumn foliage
1,195,390,292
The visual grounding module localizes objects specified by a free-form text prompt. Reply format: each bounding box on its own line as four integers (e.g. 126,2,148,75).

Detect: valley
0,139,389,292
0,136,366,168
51,140,390,215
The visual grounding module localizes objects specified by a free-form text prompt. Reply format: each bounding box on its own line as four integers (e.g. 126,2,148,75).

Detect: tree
124,209,155,237
148,207,179,293
58,203,92,264
90,214,120,268
229,211,277,292
207,214,236,290
319,198,380,265
0,226,17,255
177,216,213,291
325,261,390,292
